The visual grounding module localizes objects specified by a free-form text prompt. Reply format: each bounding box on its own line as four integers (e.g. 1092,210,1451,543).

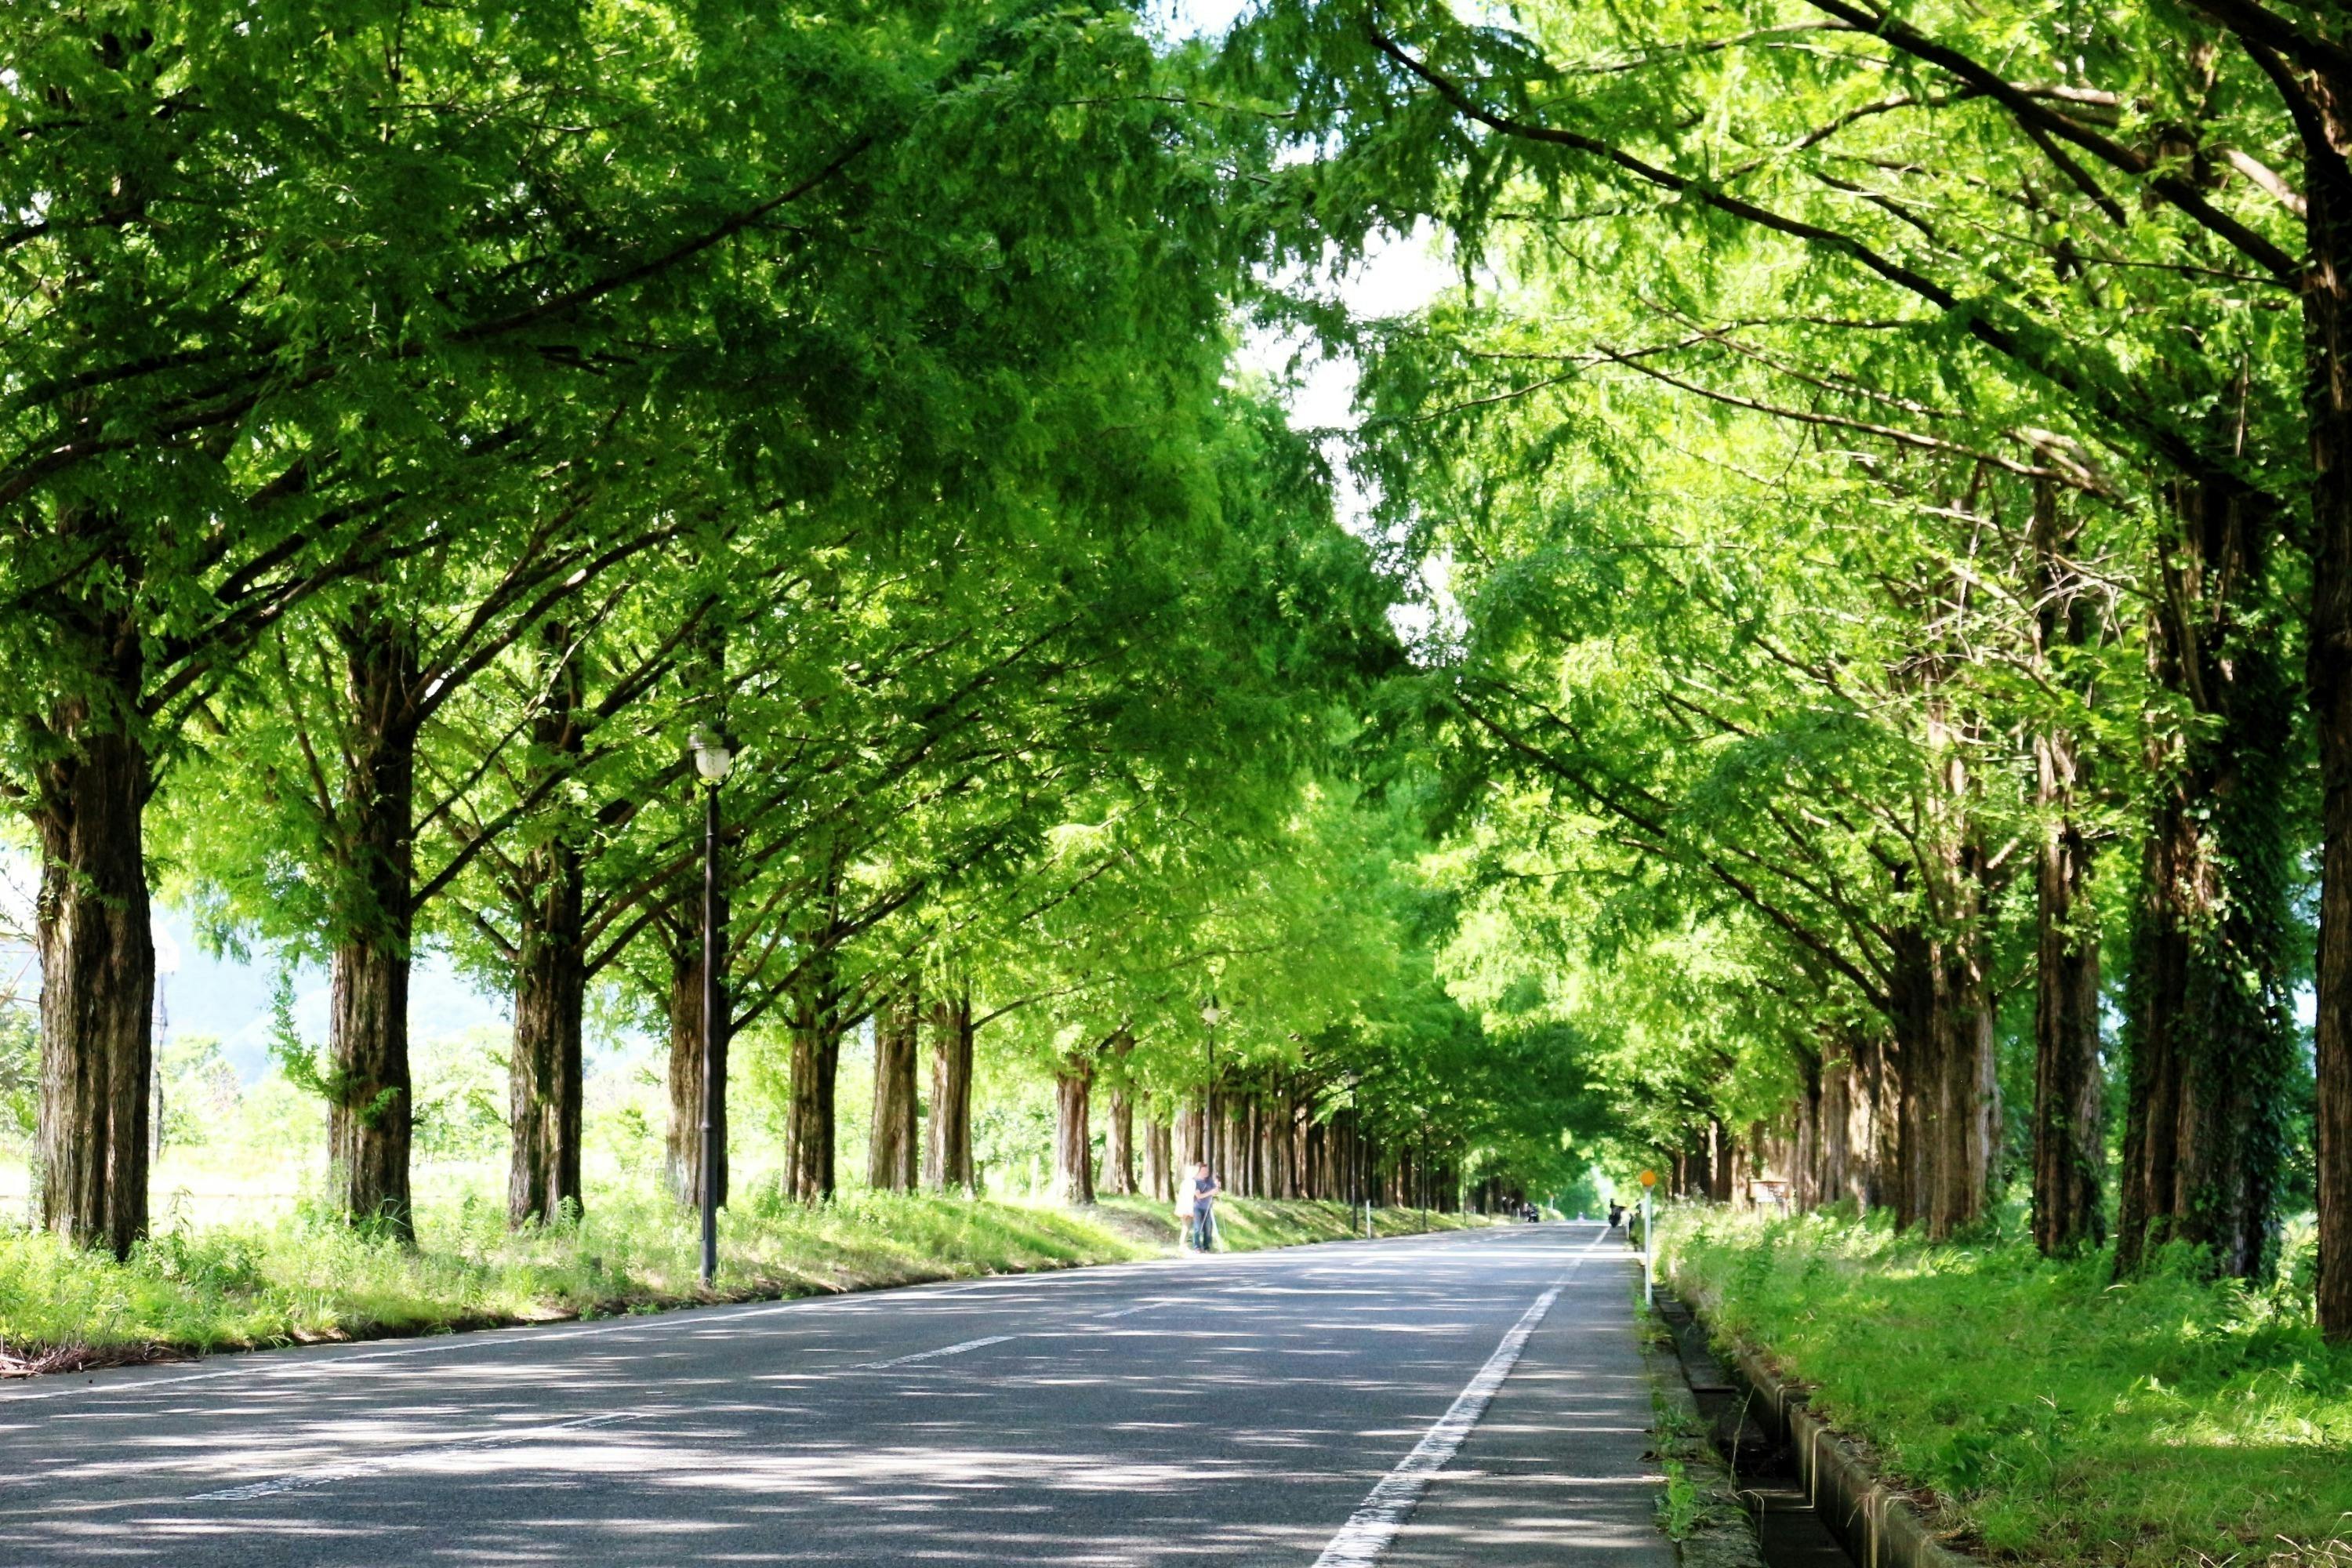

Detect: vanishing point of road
1,1223,1672,1566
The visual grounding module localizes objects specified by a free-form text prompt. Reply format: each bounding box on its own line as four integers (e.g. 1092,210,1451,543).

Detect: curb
1675,1291,1976,1568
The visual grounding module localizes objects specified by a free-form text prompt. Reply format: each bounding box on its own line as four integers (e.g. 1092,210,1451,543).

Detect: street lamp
691,727,732,1288
1200,995,1222,1177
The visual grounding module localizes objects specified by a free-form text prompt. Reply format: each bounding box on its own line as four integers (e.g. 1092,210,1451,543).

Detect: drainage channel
1653,1293,1857,1568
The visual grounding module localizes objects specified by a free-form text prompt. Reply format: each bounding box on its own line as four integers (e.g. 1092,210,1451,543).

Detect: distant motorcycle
1520,1203,1540,1223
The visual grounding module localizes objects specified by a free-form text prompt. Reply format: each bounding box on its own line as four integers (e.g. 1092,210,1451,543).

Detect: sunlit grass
0,1182,1148,1367
1661,1207,2352,1566
0,1181,1480,1370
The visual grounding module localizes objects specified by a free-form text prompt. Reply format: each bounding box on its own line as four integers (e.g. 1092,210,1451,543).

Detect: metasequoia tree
1243,0,2318,1276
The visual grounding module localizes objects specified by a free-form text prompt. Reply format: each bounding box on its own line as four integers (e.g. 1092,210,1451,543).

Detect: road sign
1638,1169,1657,1189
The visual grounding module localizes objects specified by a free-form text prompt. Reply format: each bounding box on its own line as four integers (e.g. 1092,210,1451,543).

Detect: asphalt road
0,1222,1672,1567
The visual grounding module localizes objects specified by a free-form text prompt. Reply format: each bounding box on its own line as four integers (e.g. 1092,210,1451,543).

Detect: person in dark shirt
1189,1162,1221,1252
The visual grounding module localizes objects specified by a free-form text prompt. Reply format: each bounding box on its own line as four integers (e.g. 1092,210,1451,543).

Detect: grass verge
1661,1206,2352,1566
0,1188,1483,1374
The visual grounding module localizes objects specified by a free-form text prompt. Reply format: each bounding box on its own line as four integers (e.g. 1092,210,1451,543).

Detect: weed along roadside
1657,1207,2352,1568
0,1192,1489,1376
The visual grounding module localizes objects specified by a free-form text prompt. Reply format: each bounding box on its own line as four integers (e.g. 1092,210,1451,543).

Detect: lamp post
691,727,733,1288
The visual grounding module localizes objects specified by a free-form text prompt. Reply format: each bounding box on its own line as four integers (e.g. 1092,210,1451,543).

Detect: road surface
0,1222,1672,1566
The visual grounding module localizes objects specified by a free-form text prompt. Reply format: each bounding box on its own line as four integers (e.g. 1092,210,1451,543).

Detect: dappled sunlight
2,1228,1668,1565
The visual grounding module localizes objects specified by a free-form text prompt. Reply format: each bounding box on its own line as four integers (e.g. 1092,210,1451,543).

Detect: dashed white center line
845,1334,1018,1371
187,1410,638,1502
1308,1227,1608,1566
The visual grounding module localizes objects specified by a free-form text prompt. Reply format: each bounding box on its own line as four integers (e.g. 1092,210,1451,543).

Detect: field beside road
0,1185,1488,1374
1662,1207,2352,1567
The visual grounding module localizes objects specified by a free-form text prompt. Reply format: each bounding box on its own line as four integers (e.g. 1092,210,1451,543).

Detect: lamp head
690,727,733,786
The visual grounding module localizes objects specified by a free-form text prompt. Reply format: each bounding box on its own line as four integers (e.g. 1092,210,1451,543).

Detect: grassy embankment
1661,1207,2352,1567
0,1188,1483,1374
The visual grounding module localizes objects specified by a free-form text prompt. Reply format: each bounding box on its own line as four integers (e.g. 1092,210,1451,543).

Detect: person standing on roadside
1189,1161,1221,1253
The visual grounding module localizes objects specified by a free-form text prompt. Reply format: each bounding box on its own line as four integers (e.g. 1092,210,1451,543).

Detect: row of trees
2,0,1604,1256
1221,0,2350,1334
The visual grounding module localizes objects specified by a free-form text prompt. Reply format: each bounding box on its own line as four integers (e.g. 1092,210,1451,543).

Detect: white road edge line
1309,1227,1607,1568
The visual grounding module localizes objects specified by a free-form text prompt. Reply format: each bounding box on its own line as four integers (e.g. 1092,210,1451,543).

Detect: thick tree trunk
1053,1054,1095,1206
508,627,587,1229
2026,482,2107,1256
506,836,585,1228
2303,93,2352,1338
664,906,728,1211
785,959,840,1203
868,982,920,1192
1886,920,1936,1232
1933,924,2000,1236
33,710,154,1259
2031,728,2105,1254
328,608,419,1240
923,986,975,1191
1103,1031,1137,1197
2118,476,2296,1281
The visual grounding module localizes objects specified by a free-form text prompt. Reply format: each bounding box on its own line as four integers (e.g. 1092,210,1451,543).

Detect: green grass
1661,1207,2352,1566
0,1186,1482,1373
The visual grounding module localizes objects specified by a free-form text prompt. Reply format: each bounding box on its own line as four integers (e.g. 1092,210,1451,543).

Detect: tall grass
1661,1207,2352,1566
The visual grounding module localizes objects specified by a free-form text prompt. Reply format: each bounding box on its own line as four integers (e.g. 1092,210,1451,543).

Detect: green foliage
1663,1208,2352,1565
1656,1456,1700,1541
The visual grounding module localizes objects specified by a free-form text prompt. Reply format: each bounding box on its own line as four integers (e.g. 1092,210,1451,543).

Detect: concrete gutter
1678,1290,1977,1568
1639,1329,1767,1568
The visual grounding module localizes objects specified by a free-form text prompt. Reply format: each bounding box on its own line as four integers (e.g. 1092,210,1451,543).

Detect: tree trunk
506,834,585,1228
2302,87,2352,1338
664,898,728,1211
868,982,920,1192
923,985,975,1191
2031,725,2105,1254
1886,920,1936,1232
2118,476,2296,1281
1788,1051,1823,1212
786,956,840,1203
2026,481,2107,1256
507,626,587,1229
328,606,419,1240
1144,1113,1171,1201
33,706,154,1259
1103,1031,1137,1196
1053,1053,1095,1206
1933,920,2000,1236
1705,1117,1733,1203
